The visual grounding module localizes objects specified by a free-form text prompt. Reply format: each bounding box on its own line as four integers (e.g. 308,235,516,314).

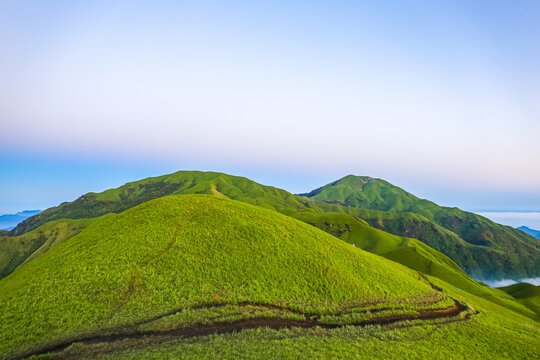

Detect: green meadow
1,172,538,359
0,195,449,359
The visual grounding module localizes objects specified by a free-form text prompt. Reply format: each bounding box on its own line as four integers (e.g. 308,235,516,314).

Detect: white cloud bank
482,278,540,288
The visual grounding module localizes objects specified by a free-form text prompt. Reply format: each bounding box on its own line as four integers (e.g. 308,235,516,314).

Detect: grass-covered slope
292,212,470,287
66,275,539,360
5,171,483,289
11,171,321,236
342,208,539,280
0,217,103,278
300,175,540,280
0,195,442,358
498,282,540,315
10,170,538,281
499,282,540,299
290,211,537,320
299,175,431,212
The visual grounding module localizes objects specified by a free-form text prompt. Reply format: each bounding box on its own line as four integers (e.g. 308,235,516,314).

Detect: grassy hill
9,171,539,282
290,211,537,320
0,217,104,278
10,171,321,236
0,195,451,358
498,282,540,315
0,195,537,359
299,175,432,212
4,188,532,320
300,175,540,280
3,171,478,286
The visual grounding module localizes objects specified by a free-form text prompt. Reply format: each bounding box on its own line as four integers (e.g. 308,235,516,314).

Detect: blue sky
1,1,539,215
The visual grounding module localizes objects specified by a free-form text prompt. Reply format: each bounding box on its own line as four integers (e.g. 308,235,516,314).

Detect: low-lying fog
483,277,540,288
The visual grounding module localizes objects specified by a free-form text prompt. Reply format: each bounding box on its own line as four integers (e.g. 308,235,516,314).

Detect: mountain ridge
299,174,539,280
9,171,539,281
1,175,538,359
518,226,540,239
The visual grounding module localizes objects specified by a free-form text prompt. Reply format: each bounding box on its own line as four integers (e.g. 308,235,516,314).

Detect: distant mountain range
0,210,41,230
518,226,540,239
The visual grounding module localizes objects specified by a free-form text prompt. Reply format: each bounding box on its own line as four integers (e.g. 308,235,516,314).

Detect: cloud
483,278,540,288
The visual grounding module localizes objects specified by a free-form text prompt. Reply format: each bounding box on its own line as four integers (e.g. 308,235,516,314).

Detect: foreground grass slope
300,175,540,280
59,276,539,360
0,195,441,358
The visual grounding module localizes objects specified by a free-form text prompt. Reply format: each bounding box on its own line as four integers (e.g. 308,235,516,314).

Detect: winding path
10,295,474,360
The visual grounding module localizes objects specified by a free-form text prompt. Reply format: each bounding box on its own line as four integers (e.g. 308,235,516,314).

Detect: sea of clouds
483,277,540,288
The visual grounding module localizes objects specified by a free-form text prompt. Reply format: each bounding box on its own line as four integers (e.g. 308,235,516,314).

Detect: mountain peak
299,175,419,211
338,174,375,183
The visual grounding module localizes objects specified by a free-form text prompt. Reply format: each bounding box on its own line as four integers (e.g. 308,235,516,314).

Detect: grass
36,275,540,360
498,282,539,299
0,217,105,279
11,170,538,281
10,171,321,235
4,171,538,323
498,282,540,316
0,195,441,358
299,175,540,280
290,211,538,320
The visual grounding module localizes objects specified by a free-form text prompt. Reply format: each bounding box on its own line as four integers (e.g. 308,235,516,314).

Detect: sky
478,212,540,230
1,1,539,219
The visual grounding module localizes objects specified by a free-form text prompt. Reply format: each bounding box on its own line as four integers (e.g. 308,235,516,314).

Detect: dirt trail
8,273,474,360
11,297,471,360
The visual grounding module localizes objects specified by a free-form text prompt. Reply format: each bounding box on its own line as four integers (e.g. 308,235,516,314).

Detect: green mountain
9,171,539,282
10,171,321,236
6,171,458,283
1,195,538,359
299,175,540,280
0,194,443,358
3,171,533,318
